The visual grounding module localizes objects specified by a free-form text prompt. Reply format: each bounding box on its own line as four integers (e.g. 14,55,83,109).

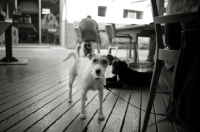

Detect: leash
104,85,168,116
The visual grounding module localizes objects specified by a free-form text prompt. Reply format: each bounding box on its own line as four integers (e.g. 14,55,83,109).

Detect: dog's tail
63,52,77,61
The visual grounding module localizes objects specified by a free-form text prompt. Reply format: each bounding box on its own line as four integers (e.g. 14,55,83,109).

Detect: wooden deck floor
0,47,186,132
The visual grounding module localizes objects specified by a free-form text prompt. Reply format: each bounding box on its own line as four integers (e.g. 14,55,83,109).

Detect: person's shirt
79,18,99,42
166,0,200,15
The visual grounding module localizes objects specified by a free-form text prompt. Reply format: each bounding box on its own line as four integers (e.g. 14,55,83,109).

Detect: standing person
164,0,200,70
165,0,200,50
147,0,200,68
165,1,200,131
78,15,101,53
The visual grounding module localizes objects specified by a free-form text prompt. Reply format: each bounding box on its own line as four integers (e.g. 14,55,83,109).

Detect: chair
74,27,82,57
142,0,198,132
74,26,101,56
105,23,138,63
28,32,38,43
19,32,28,43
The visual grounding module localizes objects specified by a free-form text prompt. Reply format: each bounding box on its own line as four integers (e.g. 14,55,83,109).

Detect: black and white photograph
0,0,199,131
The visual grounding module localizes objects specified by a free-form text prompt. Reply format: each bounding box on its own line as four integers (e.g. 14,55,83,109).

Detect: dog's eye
102,59,108,64
93,59,98,63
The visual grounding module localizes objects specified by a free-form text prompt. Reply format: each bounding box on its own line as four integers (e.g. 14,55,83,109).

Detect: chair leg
125,44,129,63
75,42,81,58
114,45,119,56
129,43,132,58
141,59,163,132
97,42,101,53
108,45,112,54
133,43,139,63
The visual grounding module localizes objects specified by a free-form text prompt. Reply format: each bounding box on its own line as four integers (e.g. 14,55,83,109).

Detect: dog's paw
98,114,105,120
80,114,87,119
68,99,72,103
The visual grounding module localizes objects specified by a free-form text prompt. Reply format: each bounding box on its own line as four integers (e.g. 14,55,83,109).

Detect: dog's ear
106,54,117,65
121,61,128,68
87,53,95,60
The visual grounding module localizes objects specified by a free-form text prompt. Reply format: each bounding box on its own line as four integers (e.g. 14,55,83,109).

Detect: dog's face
111,59,128,74
88,54,114,80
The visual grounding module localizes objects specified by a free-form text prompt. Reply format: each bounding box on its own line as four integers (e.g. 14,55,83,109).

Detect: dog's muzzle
94,69,101,80
96,69,101,74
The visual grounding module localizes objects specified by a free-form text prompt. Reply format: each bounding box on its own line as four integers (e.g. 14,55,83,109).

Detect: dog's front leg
98,89,105,120
80,89,87,119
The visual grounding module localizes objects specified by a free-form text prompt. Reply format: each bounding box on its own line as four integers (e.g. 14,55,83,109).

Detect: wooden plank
161,68,172,90
158,49,179,63
0,70,68,97
154,93,175,132
0,72,32,80
103,89,131,132
0,78,79,122
0,66,69,86
158,74,171,93
25,86,84,132
64,89,111,132
0,66,68,87
158,74,171,107
0,68,69,91
141,91,157,132
156,115,175,132
122,90,141,132
174,124,190,132
86,89,121,132
0,72,69,110
0,80,80,132
45,90,105,132
159,70,189,132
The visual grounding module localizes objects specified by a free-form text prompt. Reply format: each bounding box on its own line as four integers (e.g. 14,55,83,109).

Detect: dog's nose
96,69,101,74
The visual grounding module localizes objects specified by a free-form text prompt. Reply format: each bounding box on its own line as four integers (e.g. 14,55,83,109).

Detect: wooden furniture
116,24,154,45
105,24,135,62
141,0,197,132
74,27,82,56
116,24,155,66
13,23,37,32
0,21,18,62
74,27,101,54
14,23,37,43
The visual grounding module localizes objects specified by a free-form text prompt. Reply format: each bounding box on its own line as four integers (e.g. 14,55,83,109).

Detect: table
0,22,32,64
0,21,18,62
116,24,155,67
13,23,37,32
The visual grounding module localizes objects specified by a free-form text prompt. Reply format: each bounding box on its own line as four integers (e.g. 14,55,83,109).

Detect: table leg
129,43,132,58
0,25,18,62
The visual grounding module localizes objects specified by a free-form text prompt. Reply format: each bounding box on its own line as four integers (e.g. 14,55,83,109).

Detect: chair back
105,24,115,42
74,27,82,42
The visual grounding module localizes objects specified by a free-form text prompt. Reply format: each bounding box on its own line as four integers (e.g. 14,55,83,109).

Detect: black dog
110,59,153,87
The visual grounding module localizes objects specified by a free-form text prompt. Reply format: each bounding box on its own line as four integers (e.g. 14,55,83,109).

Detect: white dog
68,53,114,120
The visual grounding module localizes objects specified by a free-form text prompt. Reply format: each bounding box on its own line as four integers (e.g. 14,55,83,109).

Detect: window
42,8,50,14
123,9,143,19
98,6,107,17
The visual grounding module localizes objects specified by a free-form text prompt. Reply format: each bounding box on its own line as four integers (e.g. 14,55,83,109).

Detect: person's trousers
166,15,200,132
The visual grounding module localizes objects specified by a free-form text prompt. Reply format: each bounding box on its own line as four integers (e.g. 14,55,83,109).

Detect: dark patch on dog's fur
111,59,153,87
